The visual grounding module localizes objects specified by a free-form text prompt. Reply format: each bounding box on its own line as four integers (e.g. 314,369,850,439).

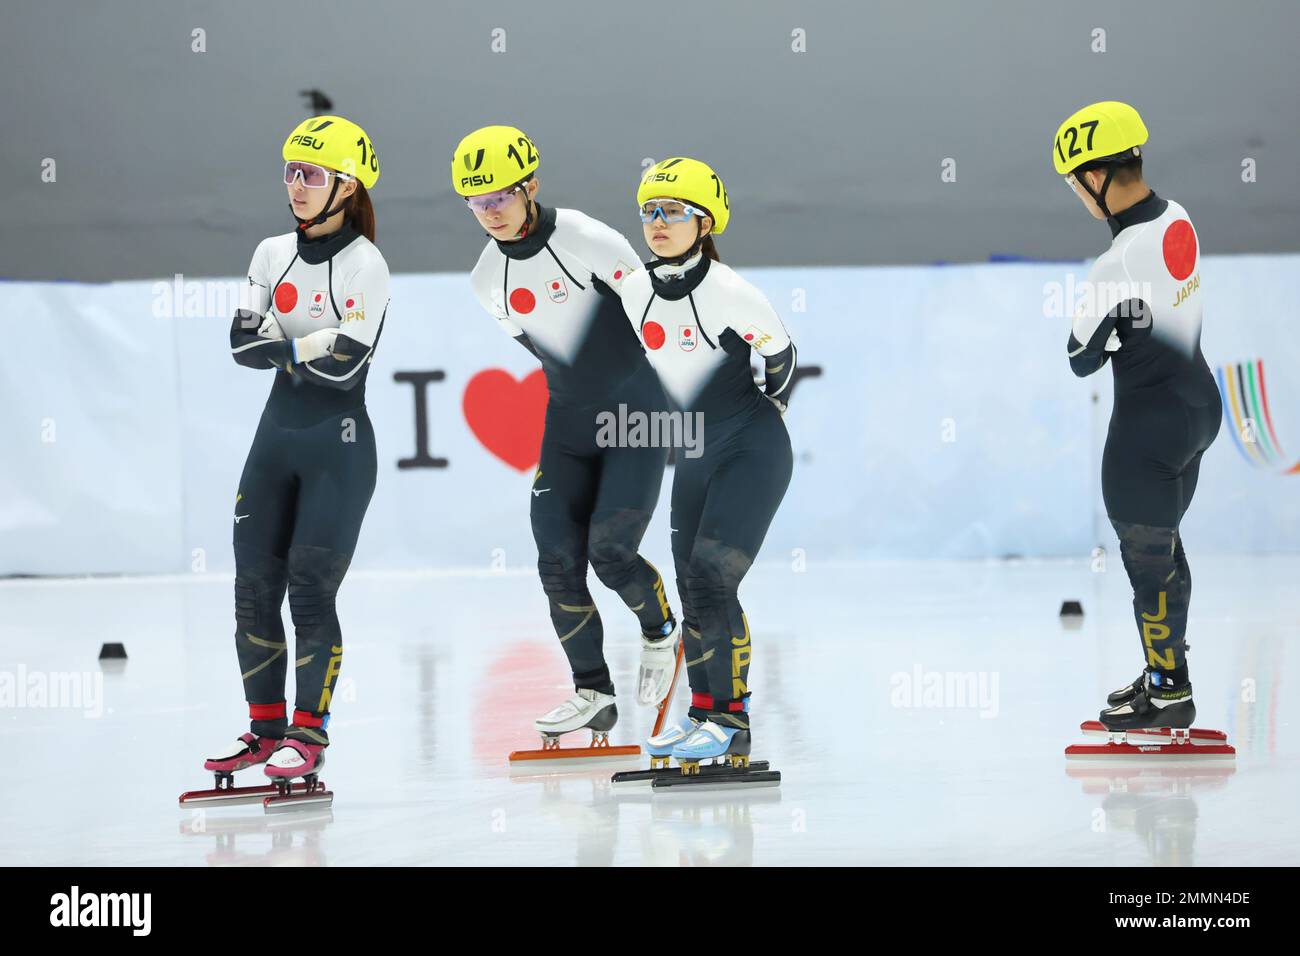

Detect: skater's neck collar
495,202,557,260
648,251,709,301
1108,190,1166,238
296,222,360,264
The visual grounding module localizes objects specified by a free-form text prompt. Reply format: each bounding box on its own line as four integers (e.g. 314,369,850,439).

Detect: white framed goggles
638,199,705,224
284,161,353,188
465,184,526,213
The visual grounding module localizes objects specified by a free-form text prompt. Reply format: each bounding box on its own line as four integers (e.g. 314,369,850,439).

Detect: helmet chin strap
514,197,537,240
648,218,708,269
481,182,538,241
1076,165,1118,221
289,178,347,232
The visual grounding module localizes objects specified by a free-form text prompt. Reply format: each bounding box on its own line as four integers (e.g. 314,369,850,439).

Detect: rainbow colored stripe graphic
1217,359,1300,474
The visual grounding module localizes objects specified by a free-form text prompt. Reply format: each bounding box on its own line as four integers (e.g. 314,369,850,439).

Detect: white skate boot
637,620,681,706
533,688,618,745
509,687,641,766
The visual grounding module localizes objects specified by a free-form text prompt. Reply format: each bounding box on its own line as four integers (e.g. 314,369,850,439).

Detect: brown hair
346,182,376,243
701,234,720,262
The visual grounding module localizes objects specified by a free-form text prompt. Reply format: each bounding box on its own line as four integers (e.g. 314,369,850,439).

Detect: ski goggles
284,161,353,188
465,184,526,213
638,200,705,224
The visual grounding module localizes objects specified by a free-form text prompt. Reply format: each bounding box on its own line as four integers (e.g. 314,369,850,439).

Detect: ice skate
647,640,686,741
1066,674,1234,762
637,620,681,706
672,721,751,772
648,714,699,769
1099,673,1195,732
179,732,293,808
261,739,333,812
508,688,641,768
645,721,781,791
611,714,775,786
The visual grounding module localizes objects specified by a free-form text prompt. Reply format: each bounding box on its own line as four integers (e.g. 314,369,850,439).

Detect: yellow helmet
451,125,540,197
283,115,379,189
1052,101,1148,175
637,157,730,235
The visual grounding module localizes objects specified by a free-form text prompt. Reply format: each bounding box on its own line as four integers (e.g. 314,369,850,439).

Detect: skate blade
508,745,641,774
1079,721,1228,745
509,744,640,762
178,783,288,808
612,760,770,788
263,786,334,813
1064,742,1235,761
647,642,686,729
651,769,782,793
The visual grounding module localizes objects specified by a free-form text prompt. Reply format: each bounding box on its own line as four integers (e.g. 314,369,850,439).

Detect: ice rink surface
2,556,1296,867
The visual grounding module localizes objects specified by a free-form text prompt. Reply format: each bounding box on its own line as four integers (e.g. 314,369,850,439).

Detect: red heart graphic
462,368,549,472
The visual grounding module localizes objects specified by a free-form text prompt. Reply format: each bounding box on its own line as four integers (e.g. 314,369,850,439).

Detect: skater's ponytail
701,234,720,262
346,182,376,243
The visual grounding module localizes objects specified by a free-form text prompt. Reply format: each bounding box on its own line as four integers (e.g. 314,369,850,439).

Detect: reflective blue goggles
638,200,705,224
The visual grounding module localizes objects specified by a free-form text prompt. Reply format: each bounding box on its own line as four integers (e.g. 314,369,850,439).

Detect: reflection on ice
0,556,1296,865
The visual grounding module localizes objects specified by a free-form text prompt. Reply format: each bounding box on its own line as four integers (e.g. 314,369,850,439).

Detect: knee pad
683,538,753,616
233,547,288,628
537,546,587,597
587,509,651,587
286,545,351,628
1112,520,1178,588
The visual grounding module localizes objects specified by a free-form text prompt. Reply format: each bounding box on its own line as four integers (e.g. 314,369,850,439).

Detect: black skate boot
1106,667,1153,707
1099,671,1195,732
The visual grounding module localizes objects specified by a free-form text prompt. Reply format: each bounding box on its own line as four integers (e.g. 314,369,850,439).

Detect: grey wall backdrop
2,0,1296,281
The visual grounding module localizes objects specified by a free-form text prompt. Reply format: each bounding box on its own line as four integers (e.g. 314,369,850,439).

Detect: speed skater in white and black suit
195,115,390,804
1055,101,1221,732
619,157,796,773
452,125,681,747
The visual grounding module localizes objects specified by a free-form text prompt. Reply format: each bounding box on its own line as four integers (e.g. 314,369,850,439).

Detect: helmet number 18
710,173,729,210
356,136,378,174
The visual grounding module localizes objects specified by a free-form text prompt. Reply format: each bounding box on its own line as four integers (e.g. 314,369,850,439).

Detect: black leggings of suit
531,360,675,695
671,398,793,730
1103,390,1221,680
232,385,377,746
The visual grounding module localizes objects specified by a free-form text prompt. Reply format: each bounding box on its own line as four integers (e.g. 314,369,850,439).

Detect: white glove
293,327,339,363
258,316,285,340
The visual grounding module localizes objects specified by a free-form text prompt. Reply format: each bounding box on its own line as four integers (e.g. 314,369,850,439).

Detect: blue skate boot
645,714,700,770
670,720,752,775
